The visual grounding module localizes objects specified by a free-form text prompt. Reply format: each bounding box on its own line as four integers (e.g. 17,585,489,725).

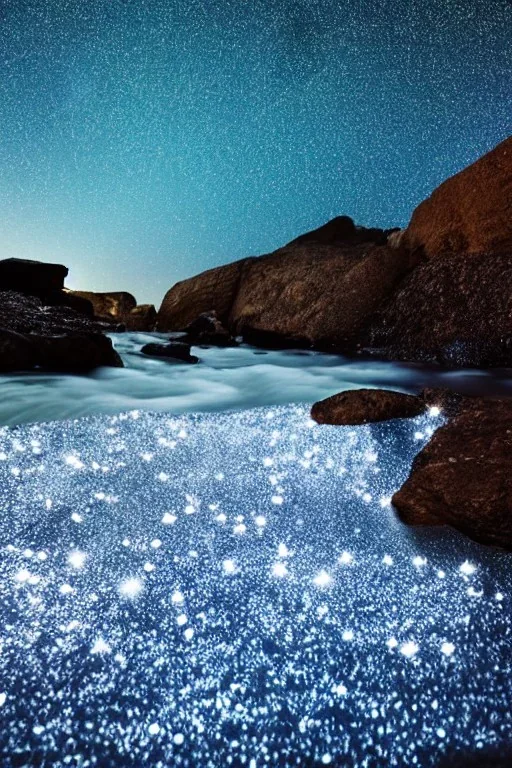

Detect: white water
1,332,512,427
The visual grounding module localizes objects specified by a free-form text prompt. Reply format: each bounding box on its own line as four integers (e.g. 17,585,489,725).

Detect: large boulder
393,397,512,549
157,258,251,332
123,304,157,331
157,220,412,349
0,292,123,372
401,136,512,258
364,252,512,365
0,258,68,297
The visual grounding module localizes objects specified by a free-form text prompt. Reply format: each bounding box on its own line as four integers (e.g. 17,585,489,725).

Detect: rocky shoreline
0,136,510,549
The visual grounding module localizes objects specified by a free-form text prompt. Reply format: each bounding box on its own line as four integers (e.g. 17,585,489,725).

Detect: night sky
0,1,510,306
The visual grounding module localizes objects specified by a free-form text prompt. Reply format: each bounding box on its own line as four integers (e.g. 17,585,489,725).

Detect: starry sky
0,0,510,306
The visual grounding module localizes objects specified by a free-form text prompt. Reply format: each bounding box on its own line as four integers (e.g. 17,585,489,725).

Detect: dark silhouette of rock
181,311,237,347
141,341,199,363
311,389,426,425
37,333,123,372
0,258,68,297
393,397,512,549
286,216,397,247
0,328,38,372
0,292,123,372
402,136,512,258
47,289,94,317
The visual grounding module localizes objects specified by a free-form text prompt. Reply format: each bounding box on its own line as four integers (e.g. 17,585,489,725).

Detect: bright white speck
33,725,45,736
148,723,160,736
412,556,427,567
184,504,195,515
387,637,398,649
143,563,155,573
45,498,52,510
342,630,354,641
437,570,446,579
460,561,476,576
158,472,169,482
184,628,194,641
429,406,441,416
91,637,111,655
0,693,5,707
233,523,246,535
119,578,143,598
15,569,30,583
150,539,162,549
174,733,185,745
255,515,266,527
223,559,237,575
441,642,455,656
60,583,74,595
400,641,419,658
382,555,393,566
65,455,84,469
68,550,86,569
71,512,82,523
171,590,184,604
339,551,353,565
177,614,187,626
313,570,332,587
437,728,446,739
334,684,347,695
278,543,290,558
379,496,392,508
122,538,130,547
496,592,504,601
216,513,227,523
162,513,176,525
263,457,273,467
272,562,288,578
414,431,424,440
37,551,47,561
271,495,283,505
321,755,332,765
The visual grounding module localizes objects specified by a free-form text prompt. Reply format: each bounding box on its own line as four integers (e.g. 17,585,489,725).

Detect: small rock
141,342,199,363
311,389,426,425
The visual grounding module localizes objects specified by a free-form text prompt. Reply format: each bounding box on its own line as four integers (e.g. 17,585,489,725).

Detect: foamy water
1,332,512,427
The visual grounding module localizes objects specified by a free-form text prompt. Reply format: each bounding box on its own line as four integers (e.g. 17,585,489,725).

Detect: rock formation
311,389,427,425
0,291,122,372
141,341,199,363
157,136,512,366
66,290,157,331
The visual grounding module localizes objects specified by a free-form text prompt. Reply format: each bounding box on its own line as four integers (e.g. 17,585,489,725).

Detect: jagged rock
311,389,426,425
393,397,512,548
140,341,199,363
0,292,123,372
402,136,512,258
0,258,68,297
123,304,157,332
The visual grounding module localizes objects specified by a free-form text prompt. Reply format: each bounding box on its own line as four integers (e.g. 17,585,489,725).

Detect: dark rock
402,136,512,258
0,291,123,372
37,333,123,372
0,328,38,372
311,388,426,425
141,341,199,363
363,252,512,366
0,258,68,297
47,290,94,317
124,304,157,331
181,311,237,347
393,397,512,548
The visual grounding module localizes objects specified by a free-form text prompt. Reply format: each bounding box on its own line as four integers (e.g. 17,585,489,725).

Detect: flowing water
1,332,512,427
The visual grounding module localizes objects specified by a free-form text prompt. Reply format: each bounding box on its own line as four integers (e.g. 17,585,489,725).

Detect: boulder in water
141,341,199,363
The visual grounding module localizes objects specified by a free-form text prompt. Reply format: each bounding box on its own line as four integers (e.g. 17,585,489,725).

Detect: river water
1,332,512,427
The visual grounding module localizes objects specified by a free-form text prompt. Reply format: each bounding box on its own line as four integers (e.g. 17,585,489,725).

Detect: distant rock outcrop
66,290,157,331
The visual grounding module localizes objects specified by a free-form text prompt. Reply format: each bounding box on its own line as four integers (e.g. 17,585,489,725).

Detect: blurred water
1,332,512,427
0,406,510,766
